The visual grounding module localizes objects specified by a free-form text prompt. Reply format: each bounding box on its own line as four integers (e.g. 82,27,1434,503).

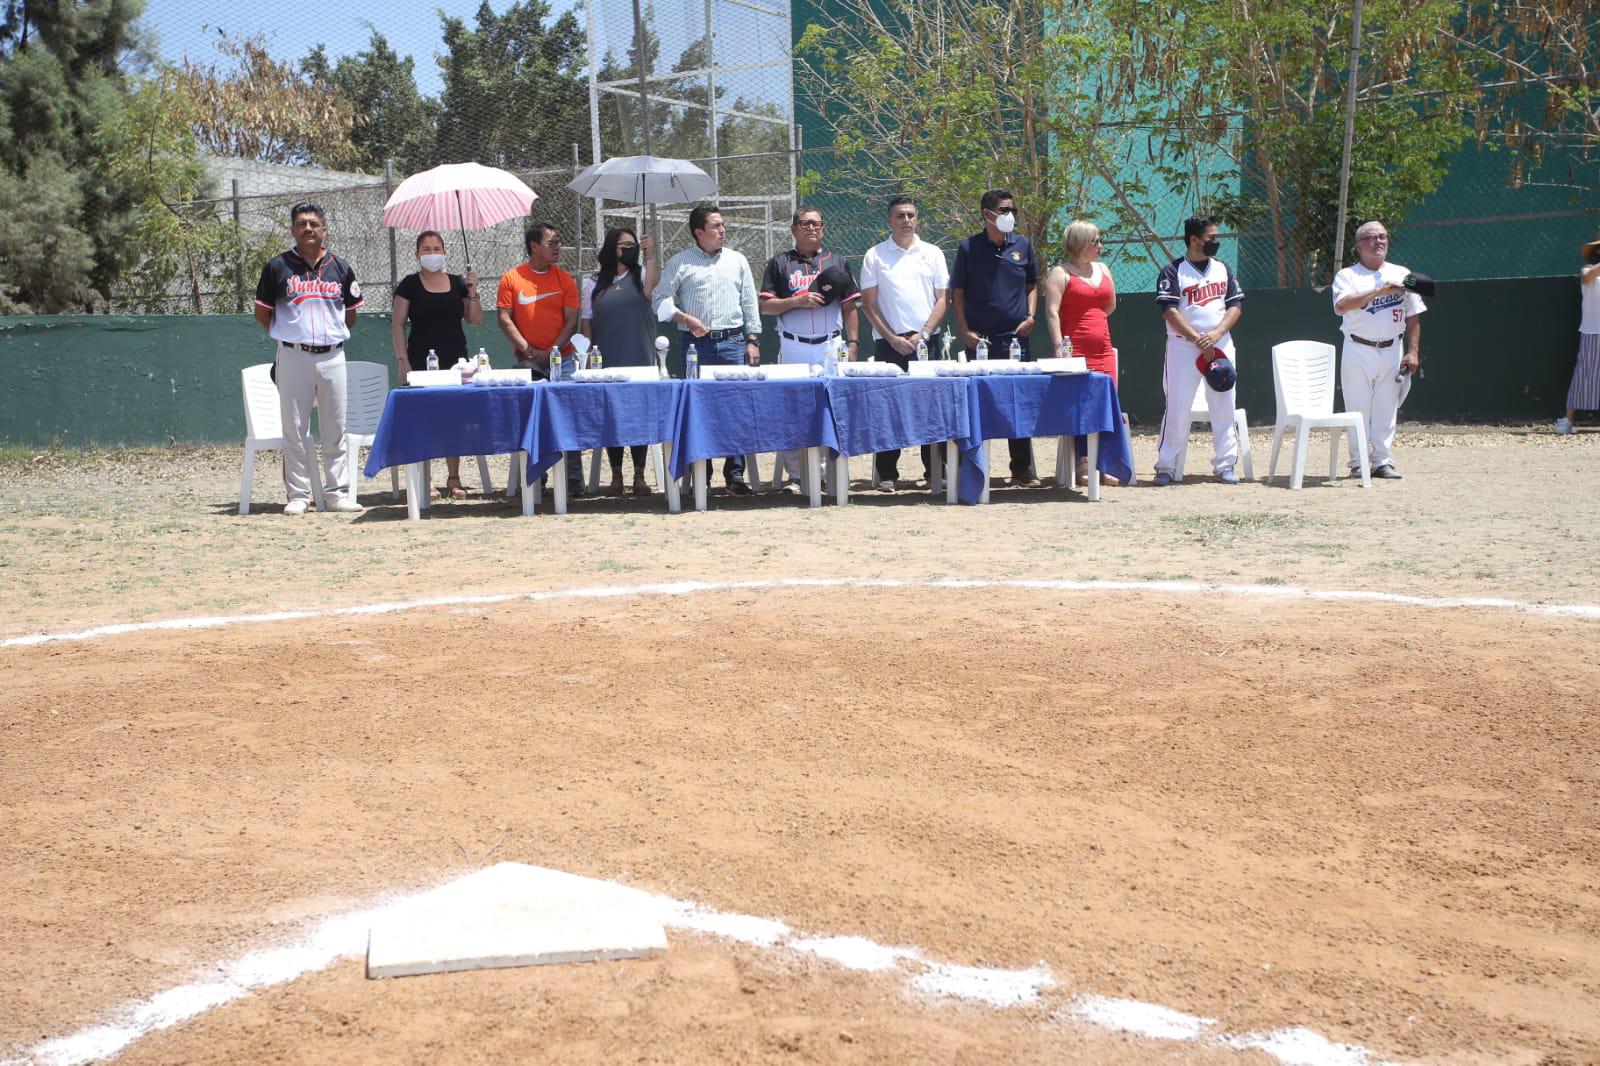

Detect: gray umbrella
566,156,718,204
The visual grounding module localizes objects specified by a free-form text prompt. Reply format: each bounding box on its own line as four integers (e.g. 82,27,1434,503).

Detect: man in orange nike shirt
497,219,583,495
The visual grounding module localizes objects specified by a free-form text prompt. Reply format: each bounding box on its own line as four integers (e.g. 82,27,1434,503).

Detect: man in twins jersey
759,205,860,490
253,202,364,514
1330,220,1425,478
1153,216,1245,485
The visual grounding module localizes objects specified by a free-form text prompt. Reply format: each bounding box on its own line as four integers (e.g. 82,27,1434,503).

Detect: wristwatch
745,333,760,343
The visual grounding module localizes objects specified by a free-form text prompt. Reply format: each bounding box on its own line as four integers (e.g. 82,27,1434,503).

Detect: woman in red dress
1043,220,1120,482
1043,219,1118,380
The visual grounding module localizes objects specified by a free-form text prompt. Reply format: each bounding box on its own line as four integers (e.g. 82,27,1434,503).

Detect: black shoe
727,480,753,496
1373,464,1403,479
568,481,587,498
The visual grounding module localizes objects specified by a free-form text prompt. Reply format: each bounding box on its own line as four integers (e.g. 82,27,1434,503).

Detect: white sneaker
1555,417,1573,435
327,497,363,513
284,498,309,515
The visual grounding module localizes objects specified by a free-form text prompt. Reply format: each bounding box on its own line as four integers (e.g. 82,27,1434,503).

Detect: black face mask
618,245,641,269
1201,238,1221,258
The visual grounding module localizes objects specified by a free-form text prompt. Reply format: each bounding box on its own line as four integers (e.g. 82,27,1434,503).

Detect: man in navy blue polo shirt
952,189,1041,485
253,201,364,514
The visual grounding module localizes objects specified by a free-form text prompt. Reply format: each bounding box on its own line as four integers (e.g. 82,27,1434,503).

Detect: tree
105,71,264,313
174,31,359,169
0,0,148,312
435,0,587,169
1457,1,1600,192
303,30,440,176
1100,0,1478,285
796,0,1175,263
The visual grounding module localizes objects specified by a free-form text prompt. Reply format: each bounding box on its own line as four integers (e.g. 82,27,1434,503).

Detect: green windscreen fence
1,274,1583,447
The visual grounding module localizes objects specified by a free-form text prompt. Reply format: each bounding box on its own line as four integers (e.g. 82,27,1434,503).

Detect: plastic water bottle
975,338,989,362
823,336,839,377
590,346,603,370
425,349,439,371
685,344,699,380
1057,336,1073,360
548,350,561,382
476,347,490,369
916,336,930,362
1008,337,1022,362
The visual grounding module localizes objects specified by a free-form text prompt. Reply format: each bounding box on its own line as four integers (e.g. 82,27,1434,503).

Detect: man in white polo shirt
858,195,949,491
253,201,364,514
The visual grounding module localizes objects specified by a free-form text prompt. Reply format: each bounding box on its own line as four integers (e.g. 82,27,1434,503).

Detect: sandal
445,476,467,500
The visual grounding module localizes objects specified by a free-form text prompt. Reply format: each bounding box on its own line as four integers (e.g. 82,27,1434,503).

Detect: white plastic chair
1267,341,1371,489
342,361,400,503
238,363,324,515
1174,377,1254,482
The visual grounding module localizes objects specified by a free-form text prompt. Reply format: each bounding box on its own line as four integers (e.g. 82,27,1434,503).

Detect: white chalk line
5,576,1599,650
12,870,1398,1066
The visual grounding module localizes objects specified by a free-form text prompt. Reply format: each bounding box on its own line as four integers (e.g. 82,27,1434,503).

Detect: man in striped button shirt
652,204,762,493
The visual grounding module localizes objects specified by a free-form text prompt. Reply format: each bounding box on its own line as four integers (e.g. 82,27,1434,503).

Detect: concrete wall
0,274,1584,446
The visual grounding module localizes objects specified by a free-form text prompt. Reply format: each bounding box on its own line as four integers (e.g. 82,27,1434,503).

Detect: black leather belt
1351,336,1395,349
782,329,841,344
702,327,743,341
284,342,339,354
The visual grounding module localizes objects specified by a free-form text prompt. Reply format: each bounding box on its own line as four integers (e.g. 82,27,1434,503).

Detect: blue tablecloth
823,376,969,457
522,380,685,480
668,379,836,479
363,385,538,477
957,372,1134,503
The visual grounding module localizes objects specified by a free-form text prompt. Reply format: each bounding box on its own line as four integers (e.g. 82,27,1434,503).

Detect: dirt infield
3,428,1600,1064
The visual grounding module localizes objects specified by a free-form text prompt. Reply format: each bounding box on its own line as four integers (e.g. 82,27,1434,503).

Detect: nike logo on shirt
517,292,558,305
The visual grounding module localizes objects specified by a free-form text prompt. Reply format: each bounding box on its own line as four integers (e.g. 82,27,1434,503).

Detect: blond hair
1062,219,1101,261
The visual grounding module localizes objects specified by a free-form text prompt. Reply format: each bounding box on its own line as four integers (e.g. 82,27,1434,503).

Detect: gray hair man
1330,221,1425,479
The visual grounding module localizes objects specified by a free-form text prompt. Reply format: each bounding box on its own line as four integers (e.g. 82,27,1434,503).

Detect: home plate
366,862,668,978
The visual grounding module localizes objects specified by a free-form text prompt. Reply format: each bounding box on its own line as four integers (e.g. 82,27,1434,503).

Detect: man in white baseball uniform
759,205,860,491
1153,215,1245,485
1331,220,1425,479
253,201,364,514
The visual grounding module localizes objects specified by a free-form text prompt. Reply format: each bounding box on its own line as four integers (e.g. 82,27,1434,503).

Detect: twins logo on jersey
1182,279,1229,308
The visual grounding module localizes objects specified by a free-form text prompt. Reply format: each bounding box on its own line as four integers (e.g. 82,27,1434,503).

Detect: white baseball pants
1339,337,1411,471
1155,336,1238,477
276,343,349,504
775,335,831,484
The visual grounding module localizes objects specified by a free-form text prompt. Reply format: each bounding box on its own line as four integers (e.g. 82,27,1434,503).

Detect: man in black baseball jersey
253,202,364,514
759,205,860,490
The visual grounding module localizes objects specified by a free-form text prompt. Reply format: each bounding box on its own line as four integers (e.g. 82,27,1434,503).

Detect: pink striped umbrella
380,162,539,268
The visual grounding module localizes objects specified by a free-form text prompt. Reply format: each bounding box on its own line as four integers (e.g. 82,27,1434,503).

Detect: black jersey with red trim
760,248,859,338
255,248,363,347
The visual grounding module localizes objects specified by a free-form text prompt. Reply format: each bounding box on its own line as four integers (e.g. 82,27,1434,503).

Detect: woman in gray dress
581,227,661,495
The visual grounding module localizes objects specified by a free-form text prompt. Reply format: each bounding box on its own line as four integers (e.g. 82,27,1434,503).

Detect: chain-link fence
79,1,1600,317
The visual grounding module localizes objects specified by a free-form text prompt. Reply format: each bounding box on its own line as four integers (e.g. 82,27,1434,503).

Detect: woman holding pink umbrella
390,230,482,498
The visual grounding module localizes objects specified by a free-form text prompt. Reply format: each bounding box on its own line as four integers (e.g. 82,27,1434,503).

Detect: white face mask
992,210,1016,234
419,253,447,272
